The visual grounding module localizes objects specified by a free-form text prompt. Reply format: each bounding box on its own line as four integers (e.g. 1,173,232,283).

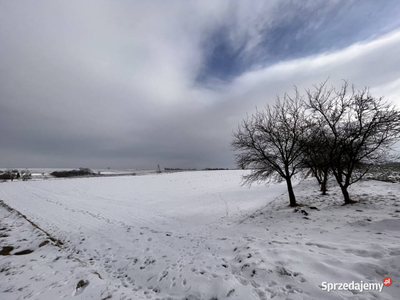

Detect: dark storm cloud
1,0,400,169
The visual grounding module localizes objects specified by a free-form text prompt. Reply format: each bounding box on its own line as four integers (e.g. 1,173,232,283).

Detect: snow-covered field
0,170,399,299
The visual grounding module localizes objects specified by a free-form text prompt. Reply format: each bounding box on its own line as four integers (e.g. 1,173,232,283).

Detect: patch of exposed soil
0,246,14,255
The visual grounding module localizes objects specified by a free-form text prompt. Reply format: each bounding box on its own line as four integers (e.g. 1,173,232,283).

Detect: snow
0,170,399,299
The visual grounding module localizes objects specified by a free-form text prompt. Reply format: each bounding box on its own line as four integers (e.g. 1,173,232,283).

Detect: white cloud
220,29,400,114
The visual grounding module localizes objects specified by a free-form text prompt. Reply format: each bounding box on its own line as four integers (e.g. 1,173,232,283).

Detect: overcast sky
1,0,400,169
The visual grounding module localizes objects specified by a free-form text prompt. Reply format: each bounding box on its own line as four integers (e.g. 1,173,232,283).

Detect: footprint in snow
73,280,89,297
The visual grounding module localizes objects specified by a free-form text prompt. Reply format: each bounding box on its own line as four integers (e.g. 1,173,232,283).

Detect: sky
1,0,400,170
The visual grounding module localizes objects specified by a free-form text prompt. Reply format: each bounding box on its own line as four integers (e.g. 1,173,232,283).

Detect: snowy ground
0,170,399,299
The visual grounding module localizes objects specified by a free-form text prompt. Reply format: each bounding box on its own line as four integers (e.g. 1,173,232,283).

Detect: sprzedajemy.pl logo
321,277,392,293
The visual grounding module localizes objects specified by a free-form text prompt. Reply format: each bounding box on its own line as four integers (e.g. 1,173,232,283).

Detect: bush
0,169,16,181
0,173,12,180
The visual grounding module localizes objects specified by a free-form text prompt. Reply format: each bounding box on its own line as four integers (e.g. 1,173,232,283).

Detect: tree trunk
285,178,297,207
332,172,354,204
312,169,322,185
340,185,352,204
321,180,326,195
321,171,328,195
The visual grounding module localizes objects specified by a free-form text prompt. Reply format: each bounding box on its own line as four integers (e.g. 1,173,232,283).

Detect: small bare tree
21,169,32,181
301,126,331,195
306,80,400,204
232,90,308,207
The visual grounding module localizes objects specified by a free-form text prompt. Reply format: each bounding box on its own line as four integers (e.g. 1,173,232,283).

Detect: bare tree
306,80,400,204
231,90,308,207
21,169,32,181
301,125,331,195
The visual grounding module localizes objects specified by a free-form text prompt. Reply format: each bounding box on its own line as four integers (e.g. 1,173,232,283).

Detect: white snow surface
0,170,399,299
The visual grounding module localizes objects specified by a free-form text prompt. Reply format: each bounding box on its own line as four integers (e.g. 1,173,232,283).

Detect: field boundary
0,199,64,247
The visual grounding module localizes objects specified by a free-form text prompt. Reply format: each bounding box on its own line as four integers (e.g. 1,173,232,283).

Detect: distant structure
156,164,162,173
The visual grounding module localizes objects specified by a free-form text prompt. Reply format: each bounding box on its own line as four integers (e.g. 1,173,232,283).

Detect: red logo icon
383,277,392,287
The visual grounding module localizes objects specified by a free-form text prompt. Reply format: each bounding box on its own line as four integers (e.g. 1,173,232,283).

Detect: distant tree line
164,167,230,171
232,80,400,207
164,168,197,171
50,168,94,178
